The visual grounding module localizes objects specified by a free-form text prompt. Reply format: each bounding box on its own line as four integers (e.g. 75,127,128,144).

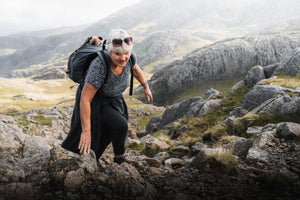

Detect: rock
203,88,222,100
105,163,156,199
197,99,222,118
146,97,202,133
242,85,293,110
245,65,266,87
274,47,300,76
245,124,279,163
153,152,170,164
140,135,170,150
164,158,184,168
146,89,222,133
246,126,263,138
228,80,246,94
64,168,85,192
227,138,253,157
32,69,66,80
228,107,248,117
246,147,269,163
149,35,300,104
276,122,300,139
253,129,276,148
190,142,208,156
171,125,190,139
171,146,190,157
0,183,35,200
144,157,161,167
264,63,281,78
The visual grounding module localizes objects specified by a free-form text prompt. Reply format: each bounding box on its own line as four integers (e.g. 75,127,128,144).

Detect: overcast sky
0,0,142,36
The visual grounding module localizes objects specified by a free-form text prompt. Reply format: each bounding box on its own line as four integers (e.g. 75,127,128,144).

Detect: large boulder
245,65,266,87
242,85,294,110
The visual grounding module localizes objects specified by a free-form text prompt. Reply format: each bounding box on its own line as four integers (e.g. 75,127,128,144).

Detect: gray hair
106,29,133,54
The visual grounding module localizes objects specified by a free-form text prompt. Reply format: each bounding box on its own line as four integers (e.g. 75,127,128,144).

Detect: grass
259,74,300,89
0,78,76,115
126,142,145,150
152,129,174,146
206,152,238,170
173,77,244,103
135,113,162,132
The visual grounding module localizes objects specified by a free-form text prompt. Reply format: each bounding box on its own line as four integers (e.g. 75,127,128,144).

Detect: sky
0,0,142,36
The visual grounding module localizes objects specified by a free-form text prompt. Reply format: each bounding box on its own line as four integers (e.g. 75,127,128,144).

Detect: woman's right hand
79,82,98,155
78,132,91,155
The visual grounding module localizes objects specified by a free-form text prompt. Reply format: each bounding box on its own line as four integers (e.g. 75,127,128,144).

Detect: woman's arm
79,82,98,154
132,64,153,101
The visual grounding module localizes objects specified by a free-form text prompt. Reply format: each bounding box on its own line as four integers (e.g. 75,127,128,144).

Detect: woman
62,29,153,164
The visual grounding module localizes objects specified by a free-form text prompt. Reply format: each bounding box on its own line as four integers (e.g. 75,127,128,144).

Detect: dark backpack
67,37,134,95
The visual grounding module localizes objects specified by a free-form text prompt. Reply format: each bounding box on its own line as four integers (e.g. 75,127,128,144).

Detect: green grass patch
33,115,56,126
173,77,244,103
260,73,300,89
126,142,145,150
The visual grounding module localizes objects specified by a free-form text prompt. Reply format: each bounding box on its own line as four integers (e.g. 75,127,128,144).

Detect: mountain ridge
1,0,300,76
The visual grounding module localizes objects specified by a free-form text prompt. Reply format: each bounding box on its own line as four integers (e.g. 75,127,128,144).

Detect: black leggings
96,103,128,157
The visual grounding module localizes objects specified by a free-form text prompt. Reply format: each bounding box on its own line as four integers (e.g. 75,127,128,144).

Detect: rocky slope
0,48,299,199
148,32,300,105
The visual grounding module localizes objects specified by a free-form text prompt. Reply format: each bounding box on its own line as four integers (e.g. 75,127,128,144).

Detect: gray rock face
241,85,293,110
274,48,300,76
149,34,300,105
256,95,300,115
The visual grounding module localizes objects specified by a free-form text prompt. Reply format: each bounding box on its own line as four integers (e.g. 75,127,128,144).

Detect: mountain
0,0,300,76
147,31,300,105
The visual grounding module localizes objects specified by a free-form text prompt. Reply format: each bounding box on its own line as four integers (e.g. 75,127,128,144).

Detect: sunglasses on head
112,37,133,47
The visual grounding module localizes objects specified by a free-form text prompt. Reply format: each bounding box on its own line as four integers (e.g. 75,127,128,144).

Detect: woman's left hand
144,86,153,101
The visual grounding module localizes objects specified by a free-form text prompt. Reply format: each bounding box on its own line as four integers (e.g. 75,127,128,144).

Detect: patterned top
85,51,136,97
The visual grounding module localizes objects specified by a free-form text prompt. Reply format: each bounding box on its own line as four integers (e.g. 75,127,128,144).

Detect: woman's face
110,51,131,67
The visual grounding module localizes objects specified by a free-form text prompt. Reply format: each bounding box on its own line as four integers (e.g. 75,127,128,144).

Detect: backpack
67,37,134,95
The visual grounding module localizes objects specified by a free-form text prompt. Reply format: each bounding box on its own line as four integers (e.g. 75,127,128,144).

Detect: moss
126,142,145,150
33,115,56,126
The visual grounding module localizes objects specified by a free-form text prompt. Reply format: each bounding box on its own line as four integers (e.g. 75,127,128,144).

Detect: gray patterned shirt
85,51,136,97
